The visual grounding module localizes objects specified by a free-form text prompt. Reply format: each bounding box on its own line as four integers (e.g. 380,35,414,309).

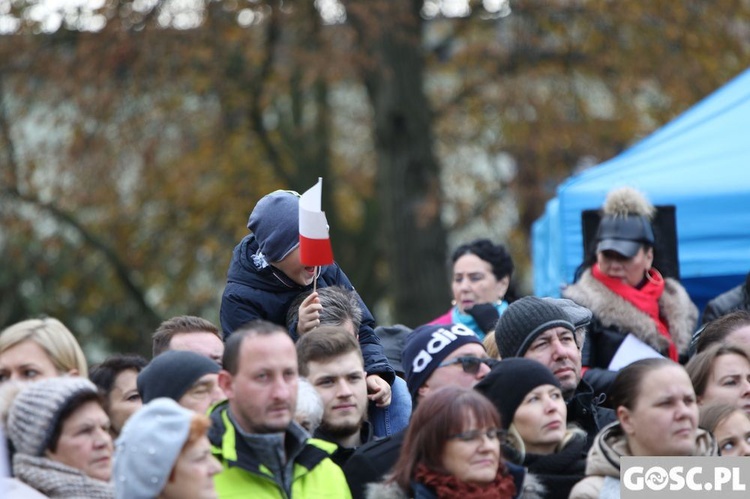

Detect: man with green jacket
209,320,351,498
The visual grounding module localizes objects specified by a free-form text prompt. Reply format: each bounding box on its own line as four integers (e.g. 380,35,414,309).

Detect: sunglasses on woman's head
438,356,497,374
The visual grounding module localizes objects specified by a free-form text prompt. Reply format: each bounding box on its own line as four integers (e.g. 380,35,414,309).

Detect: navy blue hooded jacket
220,233,395,383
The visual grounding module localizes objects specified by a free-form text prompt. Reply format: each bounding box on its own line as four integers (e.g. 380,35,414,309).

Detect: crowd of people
1,185,749,499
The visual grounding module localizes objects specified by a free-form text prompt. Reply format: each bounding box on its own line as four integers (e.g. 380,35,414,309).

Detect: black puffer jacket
220,234,394,382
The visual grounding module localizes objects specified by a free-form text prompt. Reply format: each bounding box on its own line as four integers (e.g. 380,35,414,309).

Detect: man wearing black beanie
137,350,224,414
494,296,615,451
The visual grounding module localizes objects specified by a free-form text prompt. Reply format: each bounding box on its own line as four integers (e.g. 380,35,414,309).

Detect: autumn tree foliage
1,0,748,357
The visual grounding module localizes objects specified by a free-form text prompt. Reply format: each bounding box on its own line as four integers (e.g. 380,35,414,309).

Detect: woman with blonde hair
476,358,587,499
0,317,88,383
699,403,750,456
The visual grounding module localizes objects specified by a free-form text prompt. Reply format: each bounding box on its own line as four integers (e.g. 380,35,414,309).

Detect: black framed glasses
438,356,497,374
449,428,506,442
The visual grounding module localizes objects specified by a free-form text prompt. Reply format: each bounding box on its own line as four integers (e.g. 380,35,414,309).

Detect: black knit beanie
475,357,561,429
494,296,575,358
137,350,220,403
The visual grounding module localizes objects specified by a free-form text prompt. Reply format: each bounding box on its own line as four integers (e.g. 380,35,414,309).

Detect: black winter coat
220,234,394,382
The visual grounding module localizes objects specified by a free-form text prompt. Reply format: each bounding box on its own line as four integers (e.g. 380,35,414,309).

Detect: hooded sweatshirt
569,422,717,499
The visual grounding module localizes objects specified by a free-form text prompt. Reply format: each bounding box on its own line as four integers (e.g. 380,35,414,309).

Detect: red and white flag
299,178,334,266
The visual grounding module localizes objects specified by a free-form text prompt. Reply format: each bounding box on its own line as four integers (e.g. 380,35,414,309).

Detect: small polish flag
299,178,334,266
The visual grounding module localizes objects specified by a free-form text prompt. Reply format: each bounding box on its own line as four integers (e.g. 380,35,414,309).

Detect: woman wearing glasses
0,317,88,384
366,385,542,499
476,358,587,499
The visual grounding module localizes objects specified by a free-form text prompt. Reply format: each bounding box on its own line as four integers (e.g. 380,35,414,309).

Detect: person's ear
417,384,430,400
218,370,233,399
495,276,510,301
66,368,79,377
618,406,635,436
645,247,655,269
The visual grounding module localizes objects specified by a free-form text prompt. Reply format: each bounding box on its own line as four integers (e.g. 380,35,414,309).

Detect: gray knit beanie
113,398,194,499
247,190,301,263
137,350,220,404
494,296,575,358
7,377,99,456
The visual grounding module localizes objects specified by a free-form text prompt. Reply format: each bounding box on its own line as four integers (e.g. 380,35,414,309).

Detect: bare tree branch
2,188,162,325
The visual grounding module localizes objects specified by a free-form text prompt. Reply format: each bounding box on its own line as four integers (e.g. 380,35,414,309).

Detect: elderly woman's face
0,340,61,384
441,412,501,485
452,254,509,313
597,246,653,287
46,400,113,482
161,435,222,499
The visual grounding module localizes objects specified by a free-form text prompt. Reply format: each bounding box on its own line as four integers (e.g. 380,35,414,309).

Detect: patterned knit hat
113,398,194,499
247,190,301,263
7,377,99,456
494,296,575,358
402,323,483,399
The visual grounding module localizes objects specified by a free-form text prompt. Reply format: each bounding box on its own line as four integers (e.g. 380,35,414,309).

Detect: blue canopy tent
533,68,750,314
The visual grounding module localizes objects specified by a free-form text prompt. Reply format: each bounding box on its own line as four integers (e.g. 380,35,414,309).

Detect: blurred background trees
1,0,749,359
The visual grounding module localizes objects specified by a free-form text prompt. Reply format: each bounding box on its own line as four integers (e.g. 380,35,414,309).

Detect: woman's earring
451,300,457,306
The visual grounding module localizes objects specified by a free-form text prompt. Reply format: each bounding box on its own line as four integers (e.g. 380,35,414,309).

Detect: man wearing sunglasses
343,323,503,498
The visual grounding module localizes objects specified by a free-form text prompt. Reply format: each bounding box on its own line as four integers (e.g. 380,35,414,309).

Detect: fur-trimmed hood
563,269,697,354
365,473,546,499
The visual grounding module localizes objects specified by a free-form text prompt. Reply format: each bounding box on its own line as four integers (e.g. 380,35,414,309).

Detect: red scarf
592,264,678,361
413,463,516,499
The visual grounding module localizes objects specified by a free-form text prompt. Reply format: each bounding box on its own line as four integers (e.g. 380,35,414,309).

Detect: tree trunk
347,0,449,326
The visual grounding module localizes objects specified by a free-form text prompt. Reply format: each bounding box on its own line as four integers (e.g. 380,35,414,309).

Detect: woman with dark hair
693,310,750,354
367,386,540,499
699,403,750,456
570,358,716,498
562,187,697,394
2,377,114,498
89,353,148,438
430,239,515,340
686,343,750,415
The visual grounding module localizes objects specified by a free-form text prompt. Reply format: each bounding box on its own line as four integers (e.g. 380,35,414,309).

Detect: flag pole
313,266,319,293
